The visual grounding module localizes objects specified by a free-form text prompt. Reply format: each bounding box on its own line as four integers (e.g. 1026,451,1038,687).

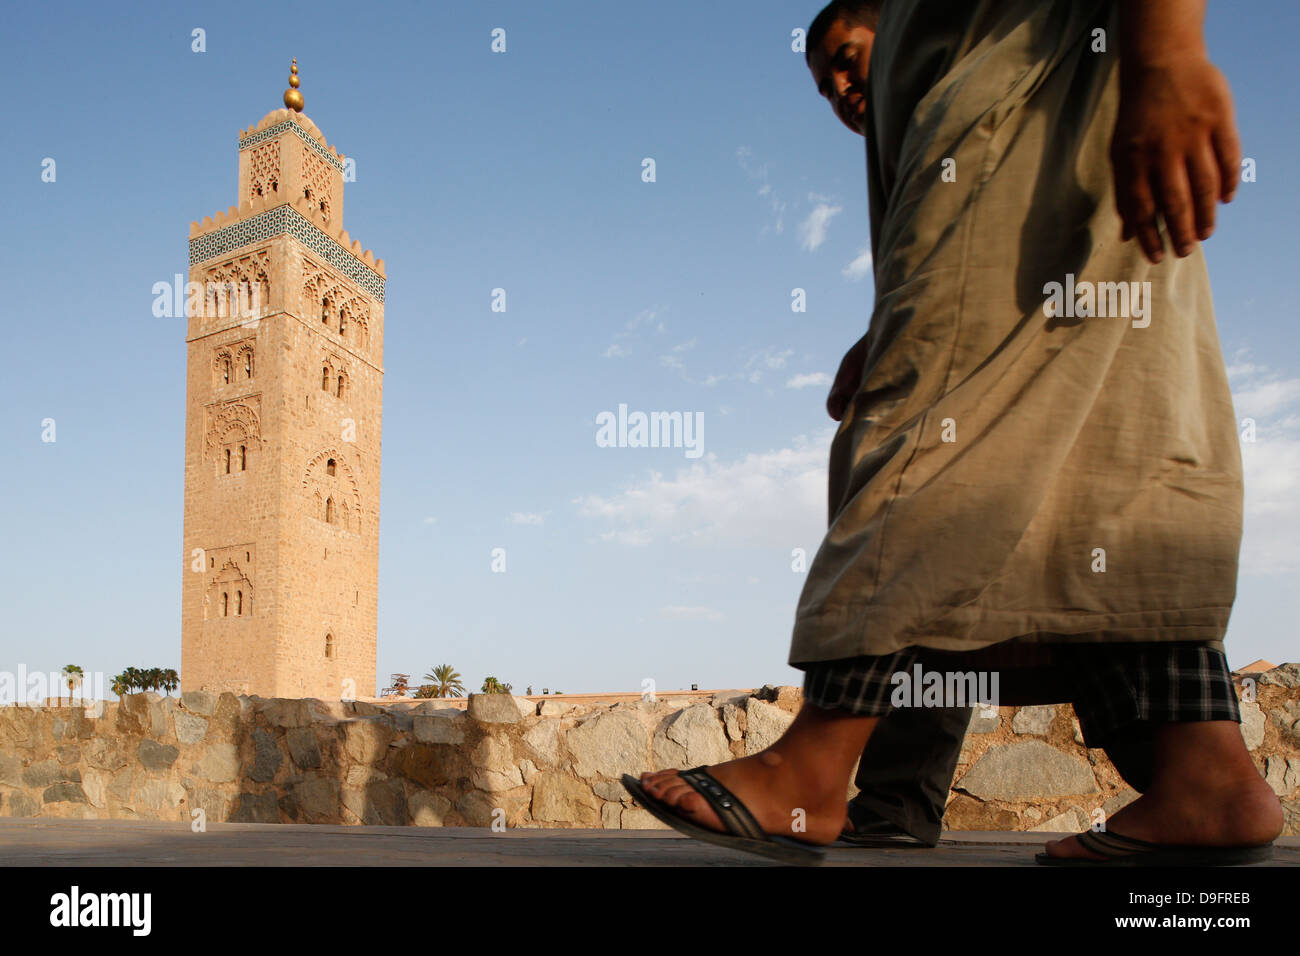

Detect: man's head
806,1,881,137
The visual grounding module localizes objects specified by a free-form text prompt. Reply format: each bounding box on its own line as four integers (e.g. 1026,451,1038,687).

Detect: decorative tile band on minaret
189,205,386,301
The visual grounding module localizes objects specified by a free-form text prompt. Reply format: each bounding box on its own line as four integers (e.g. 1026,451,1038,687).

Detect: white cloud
1228,350,1300,574
422,516,437,525
510,512,546,526
799,201,842,251
603,307,667,358
737,146,787,235
842,248,873,280
787,372,832,389
574,430,833,548
1233,379,1300,419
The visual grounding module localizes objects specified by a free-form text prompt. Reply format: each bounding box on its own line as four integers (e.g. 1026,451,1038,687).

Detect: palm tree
123,667,144,694
161,669,180,696
61,665,84,705
480,676,512,694
423,665,465,699
110,672,129,698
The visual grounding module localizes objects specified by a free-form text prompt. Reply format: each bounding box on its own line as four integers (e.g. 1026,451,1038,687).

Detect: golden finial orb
283,58,304,112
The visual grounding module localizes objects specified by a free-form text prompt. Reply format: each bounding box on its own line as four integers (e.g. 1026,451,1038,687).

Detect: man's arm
1113,0,1241,263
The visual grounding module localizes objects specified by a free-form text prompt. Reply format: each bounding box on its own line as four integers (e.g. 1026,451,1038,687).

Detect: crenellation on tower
181,61,384,700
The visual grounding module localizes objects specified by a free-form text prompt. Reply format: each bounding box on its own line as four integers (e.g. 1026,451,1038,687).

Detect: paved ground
1,819,1297,866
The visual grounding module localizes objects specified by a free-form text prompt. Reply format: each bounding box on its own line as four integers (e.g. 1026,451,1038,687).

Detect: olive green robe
790,0,1242,665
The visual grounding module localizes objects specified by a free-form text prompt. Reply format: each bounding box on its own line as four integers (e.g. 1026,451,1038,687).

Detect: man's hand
1113,1,1239,263
827,332,871,421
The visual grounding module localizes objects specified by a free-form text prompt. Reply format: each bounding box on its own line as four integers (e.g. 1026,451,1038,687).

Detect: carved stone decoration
302,447,363,534
300,255,370,350
248,141,280,203
300,150,335,221
202,249,272,318
203,558,254,620
206,398,262,452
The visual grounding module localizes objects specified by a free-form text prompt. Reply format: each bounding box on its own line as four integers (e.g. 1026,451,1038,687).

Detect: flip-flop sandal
621,767,826,866
836,810,935,848
1034,829,1275,867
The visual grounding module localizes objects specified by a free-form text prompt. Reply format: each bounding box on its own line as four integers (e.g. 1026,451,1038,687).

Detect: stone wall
2,666,1297,834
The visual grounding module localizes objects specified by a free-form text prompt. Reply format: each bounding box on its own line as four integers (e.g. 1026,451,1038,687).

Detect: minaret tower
181,61,385,699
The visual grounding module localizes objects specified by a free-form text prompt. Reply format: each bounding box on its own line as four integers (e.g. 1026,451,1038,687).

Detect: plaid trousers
802,641,1240,748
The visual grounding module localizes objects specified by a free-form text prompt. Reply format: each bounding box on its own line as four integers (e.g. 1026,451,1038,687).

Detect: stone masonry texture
2,667,1298,834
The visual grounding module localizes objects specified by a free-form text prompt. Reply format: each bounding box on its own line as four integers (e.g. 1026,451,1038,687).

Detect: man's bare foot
1044,722,1283,860
636,704,878,845
638,748,849,845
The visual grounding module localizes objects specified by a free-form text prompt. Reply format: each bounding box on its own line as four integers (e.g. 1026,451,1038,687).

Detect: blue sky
1,0,1297,698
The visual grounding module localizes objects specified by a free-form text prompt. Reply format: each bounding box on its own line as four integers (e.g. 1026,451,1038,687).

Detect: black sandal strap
1075,829,1161,857
678,766,767,841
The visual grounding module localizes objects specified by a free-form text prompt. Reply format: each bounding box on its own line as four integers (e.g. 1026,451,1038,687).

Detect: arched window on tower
339,307,347,336
239,445,247,471
244,351,253,379
221,592,229,617
223,358,231,384
325,496,334,524
337,374,345,399
321,296,331,324
236,590,243,615
322,366,330,391
326,458,336,476
225,449,231,474
325,633,336,660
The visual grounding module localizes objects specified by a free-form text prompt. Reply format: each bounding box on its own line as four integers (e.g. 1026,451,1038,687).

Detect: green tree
422,665,465,699
161,669,180,696
480,677,512,694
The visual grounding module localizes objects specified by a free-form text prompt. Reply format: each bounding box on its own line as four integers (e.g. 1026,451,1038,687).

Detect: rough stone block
195,742,239,783
957,741,1099,801
531,772,600,825
250,728,284,782
653,703,731,769
43,782,88,804
173,711,210,746
1011,705,1056,736
230,790,279,823
744,698,794,755
413,713,466,745
409,790,451,826
467,693,521,724
181,690,216,716
285,727,322,769
567,711,650,779
1239,700,1265,750
137,739,179,772
342,717,395,764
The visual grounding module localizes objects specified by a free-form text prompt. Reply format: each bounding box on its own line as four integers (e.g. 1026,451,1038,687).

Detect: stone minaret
181,61,385,700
